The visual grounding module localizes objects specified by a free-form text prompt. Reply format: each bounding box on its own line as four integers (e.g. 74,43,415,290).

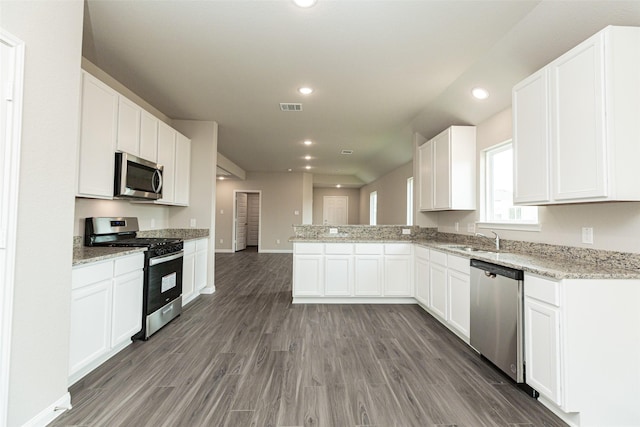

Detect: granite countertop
416,240,640,280
290,237,414,243
72,229,209,266
73,246,146,266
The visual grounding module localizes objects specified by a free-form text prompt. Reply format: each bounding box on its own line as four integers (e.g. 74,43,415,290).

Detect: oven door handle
149,250,184,266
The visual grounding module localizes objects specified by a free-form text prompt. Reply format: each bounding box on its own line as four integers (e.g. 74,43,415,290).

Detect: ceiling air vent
341,149,354,155
279,103,303,112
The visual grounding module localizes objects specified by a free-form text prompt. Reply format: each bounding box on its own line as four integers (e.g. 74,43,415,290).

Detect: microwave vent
280,103,303,112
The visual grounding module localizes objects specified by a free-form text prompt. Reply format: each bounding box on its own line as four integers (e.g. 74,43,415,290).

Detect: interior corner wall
2,1,84,425
215,172,304,252
435,107,640,253
359,161,413,225
312,188,361,225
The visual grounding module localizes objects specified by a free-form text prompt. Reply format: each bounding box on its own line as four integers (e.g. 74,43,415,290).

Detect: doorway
234,191,261,252
323,196,348,225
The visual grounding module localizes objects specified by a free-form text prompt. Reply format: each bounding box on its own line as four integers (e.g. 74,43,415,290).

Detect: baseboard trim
215,249,233,253
259,249,293,254
200,286,215,294
21,392,71,427
293,297,417,304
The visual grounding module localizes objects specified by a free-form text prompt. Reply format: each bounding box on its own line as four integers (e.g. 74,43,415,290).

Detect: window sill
476,222,541,232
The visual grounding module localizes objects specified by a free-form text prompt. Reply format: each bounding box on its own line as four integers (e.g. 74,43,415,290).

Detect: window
406,177,414,225
369,191,377,225
483,141,538,227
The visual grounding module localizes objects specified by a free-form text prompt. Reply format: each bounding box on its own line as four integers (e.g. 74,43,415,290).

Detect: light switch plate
190,218,196,228
582,227,594,244
402,228,411,235
329,228,338,234
467,223,475,233
294,210,300,215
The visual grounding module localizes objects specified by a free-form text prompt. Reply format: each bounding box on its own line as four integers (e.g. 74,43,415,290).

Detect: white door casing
322,196,348,225
235,192,248,251
0,28,25,427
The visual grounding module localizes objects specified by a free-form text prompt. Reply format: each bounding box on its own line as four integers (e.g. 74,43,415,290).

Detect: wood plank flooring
52,249,567,426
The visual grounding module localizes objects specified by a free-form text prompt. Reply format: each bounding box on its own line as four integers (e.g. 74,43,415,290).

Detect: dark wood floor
52,250,566,427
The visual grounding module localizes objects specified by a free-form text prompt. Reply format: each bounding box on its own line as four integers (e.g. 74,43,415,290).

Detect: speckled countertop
72,229,209,266
414,240,640,280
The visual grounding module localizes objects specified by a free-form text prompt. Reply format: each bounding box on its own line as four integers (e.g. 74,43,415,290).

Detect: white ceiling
82,0,640,184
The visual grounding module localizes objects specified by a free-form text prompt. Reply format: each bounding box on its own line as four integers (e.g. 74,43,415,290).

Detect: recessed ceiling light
336,184,341,188
304,155,311,160
298,87,314,95
287,168,292,172
218,176,225,180
303,140,313,146
472,87,489,100
305,165,311,170
293,0,317,7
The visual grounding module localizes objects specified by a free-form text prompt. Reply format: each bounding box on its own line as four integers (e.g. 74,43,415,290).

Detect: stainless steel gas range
84,217,183,340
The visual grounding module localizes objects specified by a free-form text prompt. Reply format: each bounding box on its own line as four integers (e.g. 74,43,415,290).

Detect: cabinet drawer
294,243,323,255
114,253,144,276
429,249,447,266
415,245,429,260
325,243,353,255
384,243,412,255
447,254,470,274
355,244,383,255
72,260,113,289
196,238,208,252
525,273,560,306
183,240,196,255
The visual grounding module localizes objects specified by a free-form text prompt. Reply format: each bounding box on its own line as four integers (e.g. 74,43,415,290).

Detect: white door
323,196,348,225
235,192,248,251
247,193,260,246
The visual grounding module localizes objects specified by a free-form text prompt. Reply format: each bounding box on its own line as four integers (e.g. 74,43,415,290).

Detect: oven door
146,251,183,314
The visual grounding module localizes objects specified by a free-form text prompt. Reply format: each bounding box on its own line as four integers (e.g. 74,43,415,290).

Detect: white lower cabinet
183,238,210,305
423,249,470,341
292,242,412,300
69,253,144,385
414,246,430,306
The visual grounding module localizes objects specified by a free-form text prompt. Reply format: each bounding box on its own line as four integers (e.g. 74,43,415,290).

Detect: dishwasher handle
484,271,497,279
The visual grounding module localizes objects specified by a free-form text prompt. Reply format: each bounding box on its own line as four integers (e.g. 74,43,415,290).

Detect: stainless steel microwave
114,152,163,200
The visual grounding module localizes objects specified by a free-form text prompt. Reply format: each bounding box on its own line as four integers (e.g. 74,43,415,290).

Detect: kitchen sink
443,245,499,254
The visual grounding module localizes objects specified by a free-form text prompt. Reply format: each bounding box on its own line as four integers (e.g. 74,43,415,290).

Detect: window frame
479,140,541,232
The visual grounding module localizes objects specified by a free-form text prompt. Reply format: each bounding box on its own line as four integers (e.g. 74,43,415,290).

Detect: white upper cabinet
513,69,550,204
419,126,476,211
174,132,191,206
77,71,118,199
139,110,159,162
514,26,640,205
157,121,176,204
116,96,142,156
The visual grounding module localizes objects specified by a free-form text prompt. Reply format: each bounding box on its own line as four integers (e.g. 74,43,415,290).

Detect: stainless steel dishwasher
470,259,525,383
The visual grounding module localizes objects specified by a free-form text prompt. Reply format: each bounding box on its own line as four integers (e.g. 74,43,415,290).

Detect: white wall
74,198,171,235
436,107,640,253
312,187,361,225
215,172,305,252
359,161,413,225
1,1,84,425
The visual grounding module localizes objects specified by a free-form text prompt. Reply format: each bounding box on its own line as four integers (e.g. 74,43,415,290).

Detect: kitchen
2,1,640,427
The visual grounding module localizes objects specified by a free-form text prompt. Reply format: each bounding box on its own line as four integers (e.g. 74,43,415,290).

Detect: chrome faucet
475,231,500,251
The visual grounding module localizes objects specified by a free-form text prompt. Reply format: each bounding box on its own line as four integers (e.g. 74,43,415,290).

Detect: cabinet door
414,253,430,306
183,252,196,305
194,243,208,292
174,132,191,206
513,69,550,205
384,255,412,296
157,121,176,204
325,255,352,296
354,255,383,296
293,255,323,296
139,110,158,162
433,129,451,210
111,269,143,347
429,262,447,319
77,72,118,198
116,96,141,156
69,279,112,376
418,141,433,211
525,297,562,406
550,33,606,201
447,270,470,339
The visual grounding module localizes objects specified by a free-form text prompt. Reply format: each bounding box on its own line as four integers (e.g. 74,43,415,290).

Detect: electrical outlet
467,223,475,233
402,228,411,235
582,227,594,244
454,222,459,232
294,210,300,215
219,239,223,244
150,218,156,229
190,218,196,228
276,239,281,244
220,209,224,214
